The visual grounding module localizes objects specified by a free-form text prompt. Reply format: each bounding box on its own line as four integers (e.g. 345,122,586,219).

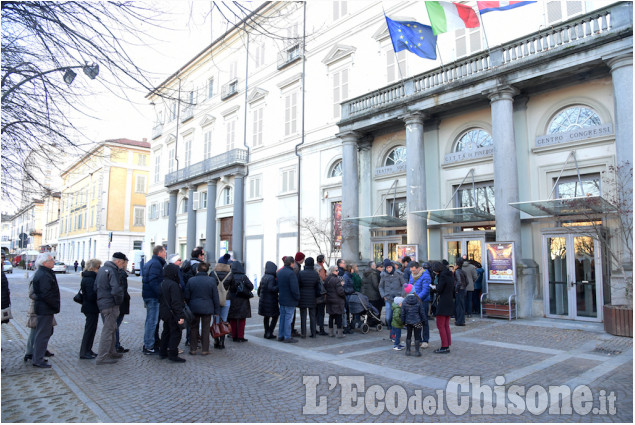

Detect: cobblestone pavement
1,270,632,422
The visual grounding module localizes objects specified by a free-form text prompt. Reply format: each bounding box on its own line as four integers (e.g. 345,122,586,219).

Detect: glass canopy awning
509,196,617,217
343,215,407,228
411,207,496,223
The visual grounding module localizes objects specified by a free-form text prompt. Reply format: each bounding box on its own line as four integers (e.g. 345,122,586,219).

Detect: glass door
371,237,402,264
543,233,603,321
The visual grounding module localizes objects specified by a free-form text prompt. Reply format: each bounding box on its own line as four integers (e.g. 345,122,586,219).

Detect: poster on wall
486,241,515,283
396,244,418,262
332,202,342,250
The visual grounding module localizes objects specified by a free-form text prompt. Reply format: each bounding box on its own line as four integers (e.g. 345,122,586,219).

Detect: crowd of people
2,248,485,367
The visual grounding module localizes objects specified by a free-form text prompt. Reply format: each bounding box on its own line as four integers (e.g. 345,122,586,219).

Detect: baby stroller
348,292,382,333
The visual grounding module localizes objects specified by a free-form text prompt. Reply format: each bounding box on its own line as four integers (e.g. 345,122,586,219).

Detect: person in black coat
227,261,254,342
324,265,346,338
31,253,60,368
400,293,427,357
1,256,10,323
159,264,186,362
184,262,220,354
115,261,131,353
257,261,279,339
298,257,321,338
432,261,454,354
79,259,101,359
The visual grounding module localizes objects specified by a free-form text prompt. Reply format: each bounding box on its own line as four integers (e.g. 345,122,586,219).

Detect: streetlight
63,69,77,84
62,63,99,85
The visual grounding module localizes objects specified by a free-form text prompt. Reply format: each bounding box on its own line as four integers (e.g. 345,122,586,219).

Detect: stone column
402,112,428,261
167,189,178,254
186,185,197,257
486,85,522,259
340,131,360,262
357,137,373,263
232,174,245,262
205,179,218,263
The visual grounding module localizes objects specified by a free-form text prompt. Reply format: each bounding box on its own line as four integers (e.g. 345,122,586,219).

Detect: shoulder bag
73,289,83,304
210,318,232,338
214,271,231,306
236,277,254,299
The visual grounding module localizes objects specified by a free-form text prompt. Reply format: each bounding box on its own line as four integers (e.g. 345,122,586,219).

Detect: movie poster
396,245,418,262
486,242,515,283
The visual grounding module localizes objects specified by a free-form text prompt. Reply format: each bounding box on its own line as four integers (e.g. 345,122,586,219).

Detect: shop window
384,146,406,166
329,160,343,178
547,106,601,134
454,129,493,152
554,174,601,199
455,181,495,214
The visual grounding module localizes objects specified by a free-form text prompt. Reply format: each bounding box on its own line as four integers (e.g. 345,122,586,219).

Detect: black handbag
73,290,83,304
236,279,254,299
182,304,195,323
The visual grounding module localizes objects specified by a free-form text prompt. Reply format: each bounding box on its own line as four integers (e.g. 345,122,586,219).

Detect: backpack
213,270,232,307
181,260,199,284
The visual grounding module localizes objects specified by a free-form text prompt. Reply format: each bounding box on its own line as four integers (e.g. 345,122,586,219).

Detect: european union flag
385,16,437,60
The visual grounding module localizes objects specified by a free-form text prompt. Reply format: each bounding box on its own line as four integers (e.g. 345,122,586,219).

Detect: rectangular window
154,151,161,183
208,77,214,99
90,208,94,226
455,182,496,214
135,175,147,193
150,203,158,219
226,120,236,151
133,240,143,250
204,130,212,159
554,174,601,199
333,1,347,20
201,191,208,209
138,154,147,166
78,213,82,229
249,175,262,199
284,91,298,136
254,43,266,69
456,27,482,58
229,61,238,80
170,101,177,121
387,50,406,83
387,197,407,220
281,168,297,193
184,137,192,168
162,200,170,217
332,68,349,119
168,147,175,174
133,207,145,226
252,107,264,147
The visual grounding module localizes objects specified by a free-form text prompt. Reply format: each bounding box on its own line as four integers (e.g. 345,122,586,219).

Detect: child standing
391,297,405,350
400,293,427,356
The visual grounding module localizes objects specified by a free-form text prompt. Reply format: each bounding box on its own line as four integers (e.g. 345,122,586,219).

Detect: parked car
52,261,66,274
2,260,12,273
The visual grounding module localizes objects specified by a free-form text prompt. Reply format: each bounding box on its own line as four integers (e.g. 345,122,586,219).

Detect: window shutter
193,191,200,211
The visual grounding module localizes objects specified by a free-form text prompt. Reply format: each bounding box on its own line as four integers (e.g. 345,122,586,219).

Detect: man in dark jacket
142,245,166,354
258,261,279,339
337,259,346,277
31,253,60,368
298,257,320,338
181,246,205,285
277,256,300,343
185,262,219,354
95,253,126,365
454,258,469,326
401,256,412,283
159,264,186,362
115,260,131,353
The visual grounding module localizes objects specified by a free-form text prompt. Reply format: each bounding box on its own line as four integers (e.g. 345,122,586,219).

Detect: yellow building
58,139,150,264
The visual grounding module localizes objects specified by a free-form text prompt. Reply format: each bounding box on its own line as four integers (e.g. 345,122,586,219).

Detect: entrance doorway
371,236,402,264
543,232,604,321
443,231,494,265
220,217,233,254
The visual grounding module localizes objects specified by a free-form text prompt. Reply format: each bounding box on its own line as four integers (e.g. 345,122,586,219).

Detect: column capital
358,135,374,151
604,52,633,73
514,95,530,111
484,85,520,103
206,177,219,185
337,131,362,145
188,184,197,191
400,112,426,126
169,189,179,196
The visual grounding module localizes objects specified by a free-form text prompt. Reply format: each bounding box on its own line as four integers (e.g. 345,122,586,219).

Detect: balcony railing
221,79,239,100
277,42,302,69
164,148,248,186
181,106,193,123
342,6,617,120
152,123,163,139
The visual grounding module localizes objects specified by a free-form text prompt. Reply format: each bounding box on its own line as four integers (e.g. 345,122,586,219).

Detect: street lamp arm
1,64,85,103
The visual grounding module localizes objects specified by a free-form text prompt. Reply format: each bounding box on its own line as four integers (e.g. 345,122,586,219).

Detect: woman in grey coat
378,259,405,337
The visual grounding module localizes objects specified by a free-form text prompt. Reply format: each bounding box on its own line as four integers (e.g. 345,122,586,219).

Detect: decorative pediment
322,44,356,66
372,17,416,42
165,133,176,145
181,127,195,137
221,105,240,117
248,88,268,103
277,73,302,90
199,114,216,127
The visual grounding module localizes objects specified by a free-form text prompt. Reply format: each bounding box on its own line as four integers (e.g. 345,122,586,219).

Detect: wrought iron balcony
164,148,248,186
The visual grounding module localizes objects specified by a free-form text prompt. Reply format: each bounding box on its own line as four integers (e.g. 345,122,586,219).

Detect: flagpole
476,7,492,59
382,7,407,88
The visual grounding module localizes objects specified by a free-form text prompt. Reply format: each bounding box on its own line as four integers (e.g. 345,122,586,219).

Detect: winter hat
304,257,315,268
382,259,393,269
218,253,231,264
295,252,305,262
394,296,404,305
112,252,128,261
404,283,414,294
168,253,181,264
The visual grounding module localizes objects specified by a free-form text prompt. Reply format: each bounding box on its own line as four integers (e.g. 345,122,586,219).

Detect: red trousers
230,319,245,339
436,315,451,347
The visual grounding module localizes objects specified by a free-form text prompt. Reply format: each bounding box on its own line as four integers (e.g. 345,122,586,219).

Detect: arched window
329,160,343,177
385,146,406,166
454,129,493,152
548,106,601,134
221,187,233,206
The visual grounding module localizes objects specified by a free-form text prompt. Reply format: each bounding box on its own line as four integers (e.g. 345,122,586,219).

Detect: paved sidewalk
1,272,632,422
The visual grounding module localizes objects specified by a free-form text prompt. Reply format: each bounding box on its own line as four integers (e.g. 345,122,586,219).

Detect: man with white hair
31,253,60,368
94,252,126,365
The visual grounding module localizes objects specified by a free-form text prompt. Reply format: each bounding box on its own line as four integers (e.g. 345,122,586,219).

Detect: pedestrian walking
115,260,131,353
257,261,279,339
277,256,300,343
159,264,186,362
432,261,454,353
95,252,126,365
79,259,101,359
298,257,320,338
400,292,427,357
80,259,85,271
227,261,253,342
324,266,345,338
141,245,166,354
185,262,219,355
31,253,60,368
74,260,79,272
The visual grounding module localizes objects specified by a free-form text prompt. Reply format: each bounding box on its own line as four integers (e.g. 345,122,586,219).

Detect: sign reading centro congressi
486,241,515,283
535,124,613,147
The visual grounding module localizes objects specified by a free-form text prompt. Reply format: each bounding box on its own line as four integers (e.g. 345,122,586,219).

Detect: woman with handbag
212,254,232,349
79,259,101,359
158,264,187,362
227,261,253,343
431,261,454,354
257,261,279,339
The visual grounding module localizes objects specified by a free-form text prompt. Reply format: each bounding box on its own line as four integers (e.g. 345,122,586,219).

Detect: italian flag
425,1,481,35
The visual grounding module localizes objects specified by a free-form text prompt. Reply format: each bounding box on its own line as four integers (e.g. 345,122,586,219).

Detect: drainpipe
174,77,181,172
237,22,251,263
294,1,307,252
